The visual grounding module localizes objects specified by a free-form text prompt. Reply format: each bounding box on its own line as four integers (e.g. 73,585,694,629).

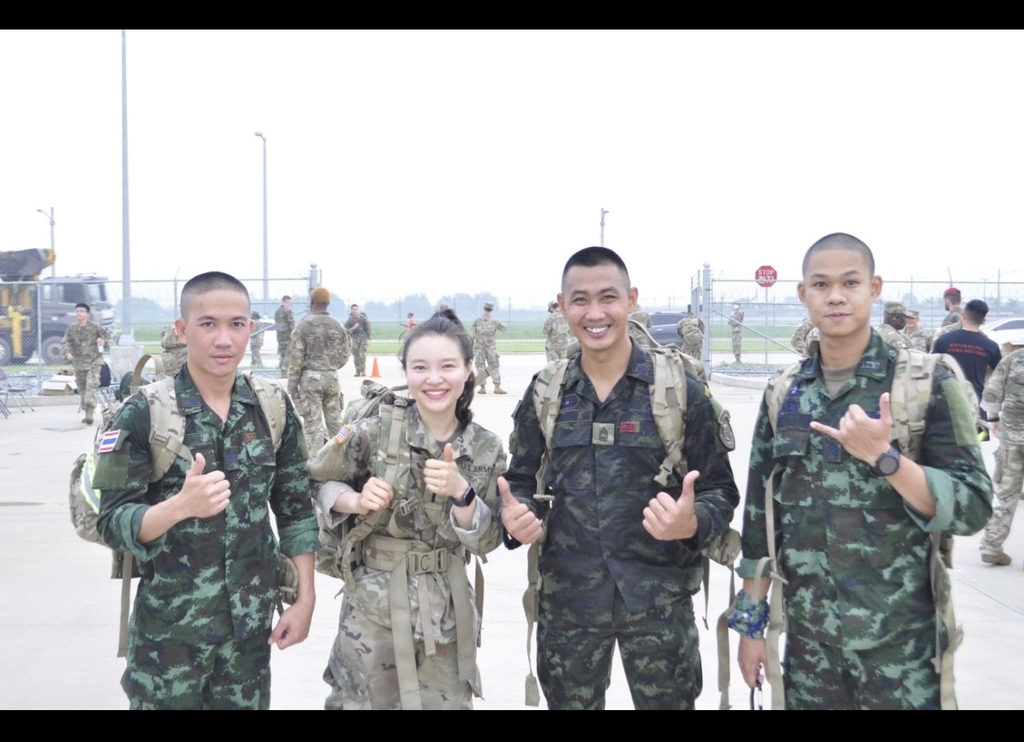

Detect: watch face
877,451,900,476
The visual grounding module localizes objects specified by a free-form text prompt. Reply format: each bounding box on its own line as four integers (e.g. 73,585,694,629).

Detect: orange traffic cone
370,357,381,378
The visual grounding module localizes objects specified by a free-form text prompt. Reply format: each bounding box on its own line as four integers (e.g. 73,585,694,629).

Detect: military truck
0,248,115,365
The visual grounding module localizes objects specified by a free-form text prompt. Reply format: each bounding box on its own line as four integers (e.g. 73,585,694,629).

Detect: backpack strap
246,373,288,452
650,349,688,487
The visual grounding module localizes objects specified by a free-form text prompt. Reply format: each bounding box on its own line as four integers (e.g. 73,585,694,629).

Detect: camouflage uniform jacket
94,364,319,644
60,320,110,369
274,304,295,344
159,325,187,377
729,309,744,330
905,328,932,353
344,313,372,341
471,315,506,347
288,310,351,381
942,307,963,327
739,331,993,650
791,317,813,355
542,311,570,352
502,341,740,623
311,404,507,643
982,348,1024,445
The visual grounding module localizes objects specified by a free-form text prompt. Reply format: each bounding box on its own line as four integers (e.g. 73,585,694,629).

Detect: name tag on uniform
592,422,615,446
619,422,638,434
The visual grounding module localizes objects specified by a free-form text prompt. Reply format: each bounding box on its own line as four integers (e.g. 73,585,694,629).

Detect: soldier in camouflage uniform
500,247,739,710
160,323,188,377
903,308,932,352
289,287,351,454
60,302,111,424
248,310,264,366
876,300,911,349
93,271,319,710
733,233,992,709
472,302,507,394
791,315,814,356
978,335,1024,566
627,304,653,350
275,296,295,378
729,303,744,362
676,313,704,359
309,310,506,709
933,287,964,344
344,304,373,377
542,300,571,361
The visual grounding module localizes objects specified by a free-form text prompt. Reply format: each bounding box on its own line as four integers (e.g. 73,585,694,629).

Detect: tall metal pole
599,207,609,246
35,207,55,278
120,30,133,343
255,131,268,301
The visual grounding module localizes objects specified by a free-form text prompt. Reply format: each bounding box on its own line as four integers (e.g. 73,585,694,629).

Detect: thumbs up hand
425,442,468,499
176,452,232,519
642,470,700,541
498,476,543,545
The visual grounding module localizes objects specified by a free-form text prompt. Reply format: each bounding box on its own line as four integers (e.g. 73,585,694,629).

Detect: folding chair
0,368,34,414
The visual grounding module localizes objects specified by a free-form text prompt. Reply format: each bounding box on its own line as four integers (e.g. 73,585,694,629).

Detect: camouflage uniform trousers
537,589,701,710
296,370,344,453
545,342,568,362
783,620,940,710
249,335,264,366
352,336,368,376
980,444,1024,555
682,340,701,359
122,629,271,709
74,358,105,409
323,586,476,710
277,341,291,378
474,344,501,385
731,329,742,361
161,348,187,377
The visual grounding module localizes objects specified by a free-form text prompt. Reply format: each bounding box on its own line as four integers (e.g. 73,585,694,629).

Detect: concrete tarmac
2,352,1022,709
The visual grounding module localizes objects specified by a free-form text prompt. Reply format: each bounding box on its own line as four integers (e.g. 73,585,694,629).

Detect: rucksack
521,327,740,707
69,355,290,657
738,347,975,711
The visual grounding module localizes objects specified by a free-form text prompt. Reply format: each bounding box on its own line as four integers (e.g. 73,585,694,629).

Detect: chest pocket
551,393,594,449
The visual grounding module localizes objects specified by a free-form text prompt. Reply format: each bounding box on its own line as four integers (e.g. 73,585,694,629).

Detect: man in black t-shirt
933,299,1002,419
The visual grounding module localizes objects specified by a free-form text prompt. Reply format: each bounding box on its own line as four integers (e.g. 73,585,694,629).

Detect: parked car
647,311,687,348
983,316,1024,347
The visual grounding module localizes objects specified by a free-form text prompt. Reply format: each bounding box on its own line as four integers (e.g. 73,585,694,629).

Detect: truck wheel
41,336,65,365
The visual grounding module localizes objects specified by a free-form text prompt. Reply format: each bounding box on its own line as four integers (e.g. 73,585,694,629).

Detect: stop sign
755,265,777,288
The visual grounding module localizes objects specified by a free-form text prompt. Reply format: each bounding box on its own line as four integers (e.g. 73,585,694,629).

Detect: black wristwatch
871,446,902,477
452,485,476,508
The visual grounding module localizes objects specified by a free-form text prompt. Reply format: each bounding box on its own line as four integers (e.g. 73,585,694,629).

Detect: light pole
600,207,609,246
255,131,268,301
35,207,55,278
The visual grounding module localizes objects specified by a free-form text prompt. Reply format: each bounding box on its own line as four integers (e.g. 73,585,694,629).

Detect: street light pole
254,131,268,301
600,207,609,246
35,207,55,278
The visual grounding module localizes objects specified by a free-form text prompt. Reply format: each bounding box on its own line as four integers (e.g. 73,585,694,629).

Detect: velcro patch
619,422,638,434
98,429,121,454
333,425,353,445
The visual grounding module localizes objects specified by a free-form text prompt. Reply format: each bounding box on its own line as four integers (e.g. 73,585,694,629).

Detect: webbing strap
715,568,738,710
523,540,542,707
761,463,788,711
117,551,134,658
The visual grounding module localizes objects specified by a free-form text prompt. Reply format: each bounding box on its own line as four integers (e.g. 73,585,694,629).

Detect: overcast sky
2,29,1022,309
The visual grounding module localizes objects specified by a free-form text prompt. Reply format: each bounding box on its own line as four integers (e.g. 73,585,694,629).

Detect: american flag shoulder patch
98,429,121,453
333,425,353,445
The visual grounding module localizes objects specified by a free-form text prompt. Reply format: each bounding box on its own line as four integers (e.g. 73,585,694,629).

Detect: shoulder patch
333,424,354,445
98,429,121,454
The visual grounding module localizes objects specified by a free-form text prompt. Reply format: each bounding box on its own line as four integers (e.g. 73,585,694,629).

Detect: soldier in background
676,312,704,359
472,301,507,394
978,334,1024,566
249,310,264,366
729,303,744,363
628,304,653,349
876,300,910,349
288,287,351,453
60,302,111,425
904,309,932,352
275,296,295,378
542,300,570,361
791,316,814,356
933,287,964,344
345,304,373,377
160,323,187,377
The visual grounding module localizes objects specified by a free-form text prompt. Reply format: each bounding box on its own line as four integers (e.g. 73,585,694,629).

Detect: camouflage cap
483,302,494,311
250,310,261,320
884,300,907,315
905,308,919,319
548,300,558,311
311,287,331,305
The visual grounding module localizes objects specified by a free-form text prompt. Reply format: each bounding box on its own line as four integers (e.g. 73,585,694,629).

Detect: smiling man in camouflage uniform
61,302,111,424
94,271,319,709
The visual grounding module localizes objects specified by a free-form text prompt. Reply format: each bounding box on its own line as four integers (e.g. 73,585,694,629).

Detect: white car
983,316,1024,347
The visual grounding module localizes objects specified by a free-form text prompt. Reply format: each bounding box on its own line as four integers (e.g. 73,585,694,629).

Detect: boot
478,385,487,395
981,552,1011,566
493,384,508,395
82,405,95,425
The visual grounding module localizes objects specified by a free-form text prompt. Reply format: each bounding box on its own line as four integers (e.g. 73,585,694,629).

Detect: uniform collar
562,338,654,391
403,404,473,459
174,363,254,415
800,329,895,382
